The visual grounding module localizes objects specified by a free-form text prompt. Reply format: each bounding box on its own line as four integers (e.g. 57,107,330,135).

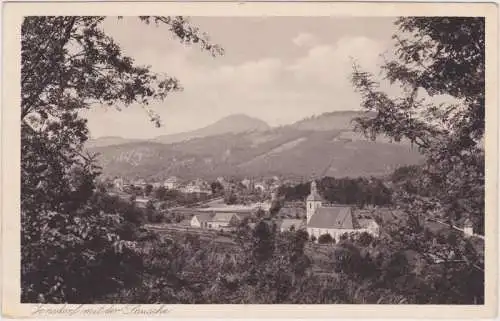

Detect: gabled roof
280,219,304,231
193,212,215,223
211,212,239,222
308,206,354,229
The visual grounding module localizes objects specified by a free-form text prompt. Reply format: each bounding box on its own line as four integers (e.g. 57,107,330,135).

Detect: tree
351,17,484,303
356,232,374,247
21,16,222,303
318,233,334,244
154,186,167,200
352,17,484,232
145,200,156,222
224,192,237,205
144,184,153,197
210,181,224,195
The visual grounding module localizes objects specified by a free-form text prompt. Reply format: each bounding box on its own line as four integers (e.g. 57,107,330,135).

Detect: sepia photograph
2,1,498,318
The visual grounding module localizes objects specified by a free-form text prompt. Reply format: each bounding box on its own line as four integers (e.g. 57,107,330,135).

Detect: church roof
308,206,355,229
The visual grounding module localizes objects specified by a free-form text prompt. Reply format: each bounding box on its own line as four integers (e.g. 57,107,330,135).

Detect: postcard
1,0,498,319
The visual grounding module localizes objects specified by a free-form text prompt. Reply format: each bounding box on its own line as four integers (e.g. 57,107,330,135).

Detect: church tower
306,180,323,223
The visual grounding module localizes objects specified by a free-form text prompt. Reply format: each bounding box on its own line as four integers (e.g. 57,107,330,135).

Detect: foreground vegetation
21,16,484,304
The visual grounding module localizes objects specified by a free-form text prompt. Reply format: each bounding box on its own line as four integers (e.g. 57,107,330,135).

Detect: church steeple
306,180,323,224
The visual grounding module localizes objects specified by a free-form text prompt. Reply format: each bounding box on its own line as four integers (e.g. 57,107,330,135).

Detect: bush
318,233,334,244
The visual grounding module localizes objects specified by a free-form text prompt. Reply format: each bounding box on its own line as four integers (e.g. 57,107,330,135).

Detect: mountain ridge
87,111,374,148
87,111,423,180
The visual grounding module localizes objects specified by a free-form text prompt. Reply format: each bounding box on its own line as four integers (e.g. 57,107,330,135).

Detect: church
306,181,379,242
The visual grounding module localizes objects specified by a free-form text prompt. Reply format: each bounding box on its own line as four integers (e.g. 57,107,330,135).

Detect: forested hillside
89,115,423,180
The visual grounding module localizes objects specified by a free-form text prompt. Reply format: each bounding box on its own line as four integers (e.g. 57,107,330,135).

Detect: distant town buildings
134,178,147,187
179,179,212,194
164,176,179,190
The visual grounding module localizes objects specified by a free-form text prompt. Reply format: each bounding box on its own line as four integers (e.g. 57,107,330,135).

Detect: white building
463,218,474,237
181,183,201,194
113,177,124,191
254,182,266,192
134,178,147,187
164,176,179,190
208,212,241,229
190,212,214,229
306,181,379,242
190,212,241,230
241,178,253,189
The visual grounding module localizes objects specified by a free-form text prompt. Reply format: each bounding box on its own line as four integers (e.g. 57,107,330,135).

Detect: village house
164,176,179,190
134,178,147,187
254,182,267,192
208,212,241,229
180,179,212,194
134,197,151,208
463,218,474,237
254,201,272,212
113,177,124,191
190,212,214,229
241,178,253,189
190,212,241,230
306,181,379,242
181,182,201,194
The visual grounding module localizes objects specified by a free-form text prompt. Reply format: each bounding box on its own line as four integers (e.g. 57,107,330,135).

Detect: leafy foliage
21,16,221,303
278,176,392,207
351,17,484,231
350,17,485,303
318,233,334,244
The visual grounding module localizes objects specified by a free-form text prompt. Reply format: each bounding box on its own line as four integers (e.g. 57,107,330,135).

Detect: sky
83,16,401,139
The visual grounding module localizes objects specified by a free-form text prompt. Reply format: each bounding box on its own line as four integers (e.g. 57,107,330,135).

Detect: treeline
25,200,483,304
278,176,392,207
22,167,483,304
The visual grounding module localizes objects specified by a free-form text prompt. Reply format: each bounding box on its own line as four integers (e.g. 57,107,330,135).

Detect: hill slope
89,128,423,181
